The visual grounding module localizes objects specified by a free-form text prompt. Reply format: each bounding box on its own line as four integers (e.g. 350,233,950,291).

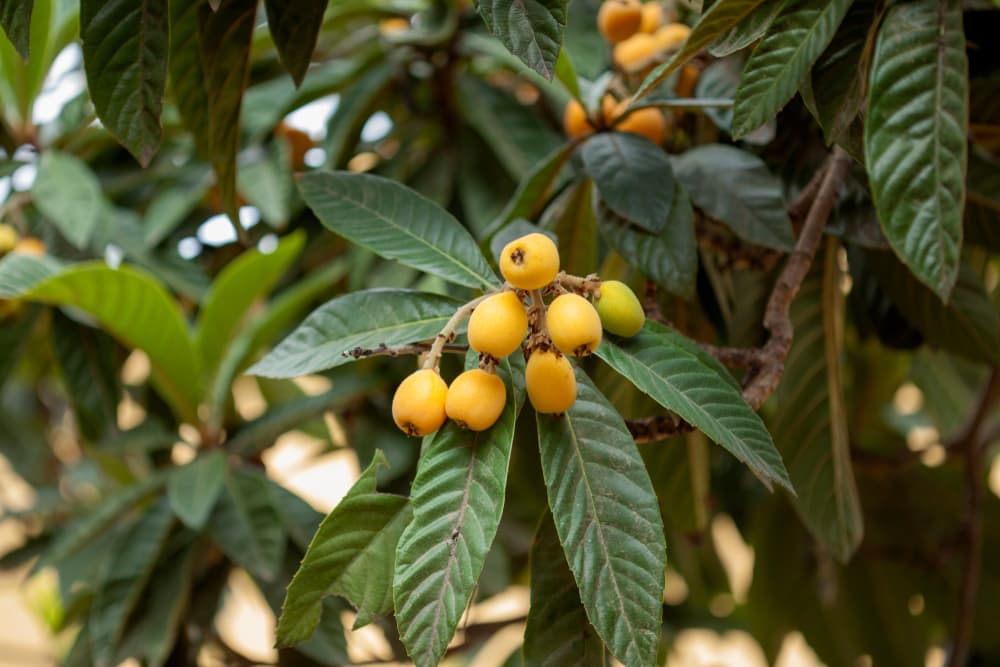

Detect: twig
422,292,494,371
343,342,468,360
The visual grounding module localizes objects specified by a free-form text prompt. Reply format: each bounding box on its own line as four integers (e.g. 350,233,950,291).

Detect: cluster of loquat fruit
391,233,646,437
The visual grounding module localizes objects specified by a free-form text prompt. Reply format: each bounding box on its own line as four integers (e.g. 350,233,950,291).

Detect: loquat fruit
499,233,560,290
597,0,643,44
526,350,577,414
546,293,603,357
639,2,663,33
563,99,594,139
653,22,691,52
392,368,448,437
0,223,17,254
446,369,506,431
468,291,529,359
595,280,645,337
613,32,660,71
612,100,666,144
12,237,46,257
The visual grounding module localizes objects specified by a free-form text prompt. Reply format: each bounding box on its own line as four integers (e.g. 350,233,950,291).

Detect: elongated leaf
32,151,105,249
0,304,39,385
476,0,567,80
81,0,168,165
264,0,328,86
732,0,853,139
523,513,609,667
598,322,792,491
393,361,520,667
488,141,576,237
249,289,462,378
864,0,967,300
709,1,781,57
581,132,675,233
299,171,498,288
278,452,411,645
770,241,862,562
672,144,793,251
536,370,665,667
0,0,33,58
167,450,228,530
635,0,768,99
168,0,211,155
208,466,285,581
90,499,175,667
195,232,303,381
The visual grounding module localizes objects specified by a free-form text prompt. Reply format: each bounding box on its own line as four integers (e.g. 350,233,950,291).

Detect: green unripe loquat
546,293,603,357
499,233,560,290
595,280,645,337
0,224,17,254
392,369,448,437
446,369,506,431
468,291,529,359
526,350,577,414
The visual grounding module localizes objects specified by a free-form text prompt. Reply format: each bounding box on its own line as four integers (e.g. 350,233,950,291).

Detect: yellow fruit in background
379,17,410,35
613,100,666,144
546,293,603,357
563,99,594,138
653,22,691,51
526,350,577,414
12,237,46,257
499,233,560,290
639,2,663,33
613,32,659,71
0,223,17,253
676,63,701,98
595,281,645,337
446,369,507,431
392,369,448,436
468,291,529,359
597,0,642,43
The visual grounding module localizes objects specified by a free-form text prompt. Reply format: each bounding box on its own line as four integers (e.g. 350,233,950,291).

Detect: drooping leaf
581,132,675,233
208,465,286,581
277,452,411,645
32,151,105,249
393,360,521,667
672,144,794,251
299,171,498,288
523,512,609,667
476,0,567,80
167,450,228,530
263,0,328,86
536,370,665,667
0,0,33,58
167,0,211,155
708,1,781,57
732,0,853,139
597,322,793,491
81,0,168,165
770,241,862,562
864,0,967,300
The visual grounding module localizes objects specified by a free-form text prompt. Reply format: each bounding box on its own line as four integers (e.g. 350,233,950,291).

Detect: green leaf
708,1,781,57
523,513,609,667
143,177,211,248
323,61,395,169
732,0,853,139
634,0,768,99
864,0,967,300
200,0,257,223
80,0,168,166
263,0,328,86
195,232,303,382
597,322,792,491
770,241,862,562
476,0,567,80
0,304,40,385
167,450,228,530
90,499,175,667
596,179,698,298
208,465,286,581
32,151,105,249
487,141,576,237
696,57,775,144
0,0,33,58
299,171,498,289
167,0,211,156
393,361,521,667
965,149,1000,251
672,144,794,251
540,178,597,277
536,370,665,667
581,132,675,233
277,452,411,645
249,289,462,378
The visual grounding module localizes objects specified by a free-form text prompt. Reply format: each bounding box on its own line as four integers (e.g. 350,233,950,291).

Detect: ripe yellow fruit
468,291,529,359
0,223,17,253
613,32,659,71
499,233,560,290
392,369,448,437
595,280,645,337
676,63,700,98
563,99,594,138
613,100,666,144
597,0,642,43
653,22,691,51
526,350,577,414
546,293,603,357
379,17,410,35
446,369,506,431
639,2,663,33
12,237,46,257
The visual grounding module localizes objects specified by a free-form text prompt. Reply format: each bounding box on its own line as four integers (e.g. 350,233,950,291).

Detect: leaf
864,0,967,300
596,179,698,298
81,0,168,165
277,452,411,645
770,241,862,562
696,57,776,144
635,0,768,99
263,0,328,86
535,370,665,667
732,0,853,139
965,149,1000,251
487,141,576,237
208,465,286,581
540,178,597,277
195,232,303,382
393,360,521,667
672,144,794,251
323,61,395,169
708,1,782,57
89,499,175,667
476,0,567,80
143,176,211,248
167,450,228,530
32,151,105,249
597,322,792,491
199,0,257,222
0,304,40,385
0,0,33,58
523,512,609,667
249,289,462,378
581,132,675,233
299,171,498,289
167,0,211,155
